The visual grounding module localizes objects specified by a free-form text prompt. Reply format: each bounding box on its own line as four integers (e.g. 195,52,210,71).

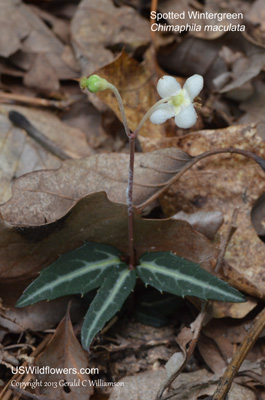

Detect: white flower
150,75,203,129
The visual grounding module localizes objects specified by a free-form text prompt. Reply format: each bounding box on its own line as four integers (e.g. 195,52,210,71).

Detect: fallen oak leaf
2,145,263,226
0,147,192,225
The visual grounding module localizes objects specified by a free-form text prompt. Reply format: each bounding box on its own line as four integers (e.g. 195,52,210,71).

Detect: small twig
0,92,77,110
215,208,239,273
8,386,50,400
4,344,35,351
92,337,172,354
156,303,209,400
150,0,158,42
212,306,265,400
8,111,71,161
100,316,118,335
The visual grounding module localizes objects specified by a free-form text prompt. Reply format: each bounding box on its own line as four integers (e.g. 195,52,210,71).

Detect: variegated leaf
137,252,245,302
16,242,121,307
81,264,136,350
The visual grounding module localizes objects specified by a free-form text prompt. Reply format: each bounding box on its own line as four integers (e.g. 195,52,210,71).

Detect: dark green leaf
135,289,183,326
16,242,121,307
81,264,136,350
137,252,245,302
135,307,170,327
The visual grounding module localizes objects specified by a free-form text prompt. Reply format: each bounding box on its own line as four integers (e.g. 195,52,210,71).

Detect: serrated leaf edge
17,250,121,307
82,266,134,349
138,261,244,302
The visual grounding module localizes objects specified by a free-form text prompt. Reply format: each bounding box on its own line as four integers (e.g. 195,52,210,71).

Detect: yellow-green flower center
171,91,185,107
169,89,190,114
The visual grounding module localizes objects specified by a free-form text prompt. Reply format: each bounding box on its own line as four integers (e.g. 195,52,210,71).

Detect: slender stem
106,88,172,269
127,133,136,269
134,96,171,137
108,84,130,138
107,83,138,269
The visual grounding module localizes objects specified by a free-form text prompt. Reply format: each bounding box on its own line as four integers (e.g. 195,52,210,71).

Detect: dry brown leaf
219,51,265,95
0,0,29,58
71,0,150,77
0,147,192,225
0,105,93,204
0,192,217,299
247,0,265,32
171,210,224,240
199,317,265,377
61,101,112,150
239,81,265,139
35,312,93,399
157,33,265,100
0,0,79,90
88,51,171,141
197,334,227,374
109,368,167,400
0,297,84,334
210,298,258,319
157,36,227,85
29,5,70,44
109,367,256,400
155,124,265,299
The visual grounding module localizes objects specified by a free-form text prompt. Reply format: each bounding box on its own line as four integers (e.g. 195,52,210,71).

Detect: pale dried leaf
0,0,79,90
165,352,185,378
210,298,258,319
71,0,149,76
171,210,224,239
0,297,84,333
239,81,265,139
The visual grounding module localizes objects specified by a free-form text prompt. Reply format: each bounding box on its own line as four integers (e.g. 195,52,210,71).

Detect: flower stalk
80,73,204,270
127,133,136,269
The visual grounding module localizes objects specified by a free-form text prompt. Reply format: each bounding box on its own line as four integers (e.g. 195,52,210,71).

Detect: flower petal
157,76,181,99
174,104,197,128
183,74,203,101
150,104,175,125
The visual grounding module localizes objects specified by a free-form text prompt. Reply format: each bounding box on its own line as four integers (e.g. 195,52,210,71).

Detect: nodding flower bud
80,75,110,93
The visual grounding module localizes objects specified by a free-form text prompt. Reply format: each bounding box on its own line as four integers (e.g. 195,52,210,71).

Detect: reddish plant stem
127,133,136,269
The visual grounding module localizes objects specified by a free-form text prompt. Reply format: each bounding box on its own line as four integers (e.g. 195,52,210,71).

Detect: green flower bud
80,75,110,93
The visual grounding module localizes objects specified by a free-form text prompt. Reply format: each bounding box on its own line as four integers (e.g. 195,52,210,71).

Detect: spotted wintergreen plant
16,73,246,351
